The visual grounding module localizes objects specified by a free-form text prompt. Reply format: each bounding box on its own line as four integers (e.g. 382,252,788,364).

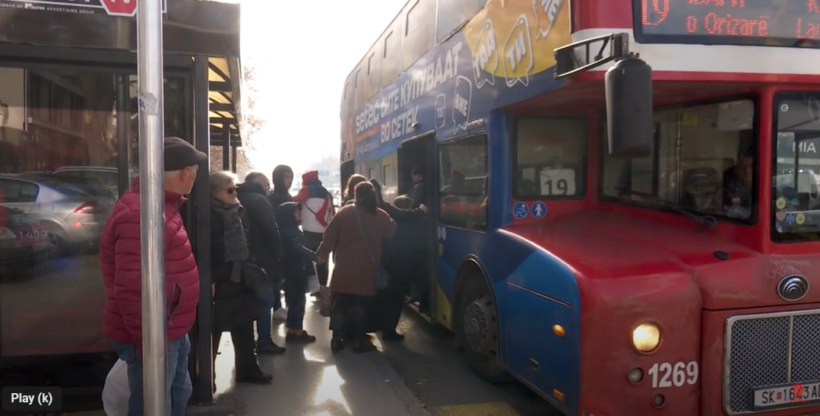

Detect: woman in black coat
210,171,272,385
368,179,426,340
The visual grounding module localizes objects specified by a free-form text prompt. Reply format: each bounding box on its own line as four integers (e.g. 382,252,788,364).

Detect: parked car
0,174,114,256
52,166,137,198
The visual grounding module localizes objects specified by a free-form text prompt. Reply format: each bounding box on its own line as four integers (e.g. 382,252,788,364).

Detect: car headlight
632,323,661,352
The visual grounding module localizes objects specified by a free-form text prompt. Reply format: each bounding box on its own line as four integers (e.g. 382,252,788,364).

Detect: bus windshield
772,92,820,243
603,99,757,224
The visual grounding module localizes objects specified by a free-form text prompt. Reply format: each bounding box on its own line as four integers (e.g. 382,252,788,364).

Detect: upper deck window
402,0,434,70
436,0,486,42
515,118,586,199
602,99,757,224
772,92,820,243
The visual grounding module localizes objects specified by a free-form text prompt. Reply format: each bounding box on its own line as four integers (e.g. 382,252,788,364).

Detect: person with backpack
293,170,336,291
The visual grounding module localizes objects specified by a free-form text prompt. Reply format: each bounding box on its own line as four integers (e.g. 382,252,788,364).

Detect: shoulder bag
352,208,389,291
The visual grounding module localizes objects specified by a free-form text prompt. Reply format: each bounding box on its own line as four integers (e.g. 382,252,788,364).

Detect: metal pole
137,0,167,413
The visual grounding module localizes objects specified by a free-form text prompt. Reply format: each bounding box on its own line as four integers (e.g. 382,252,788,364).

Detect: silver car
0,174,114,256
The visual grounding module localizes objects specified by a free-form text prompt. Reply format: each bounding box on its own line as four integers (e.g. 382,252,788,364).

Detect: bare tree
241,62,265,152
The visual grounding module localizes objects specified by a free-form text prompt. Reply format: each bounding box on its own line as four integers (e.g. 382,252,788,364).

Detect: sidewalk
215,296,432,416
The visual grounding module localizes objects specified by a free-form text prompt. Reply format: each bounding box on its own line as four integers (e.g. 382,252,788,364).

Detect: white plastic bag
306,262,321,294
102,359,130,416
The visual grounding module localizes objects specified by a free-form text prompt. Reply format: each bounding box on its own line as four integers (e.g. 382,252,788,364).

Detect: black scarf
211,198,249,283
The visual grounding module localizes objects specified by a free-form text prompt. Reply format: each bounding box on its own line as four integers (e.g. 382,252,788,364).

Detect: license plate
753,381,820,409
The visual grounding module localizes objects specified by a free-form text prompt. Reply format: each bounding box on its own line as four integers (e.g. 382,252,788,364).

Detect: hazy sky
240,0,405,176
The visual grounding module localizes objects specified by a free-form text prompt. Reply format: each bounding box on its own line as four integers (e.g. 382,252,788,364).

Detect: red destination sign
636,0,820,46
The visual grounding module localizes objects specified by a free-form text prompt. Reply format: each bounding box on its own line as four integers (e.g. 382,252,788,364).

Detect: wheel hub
463,295,496,354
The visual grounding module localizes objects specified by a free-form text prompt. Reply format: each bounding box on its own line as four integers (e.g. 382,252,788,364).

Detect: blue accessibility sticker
513,201,529,220
531,201,547,219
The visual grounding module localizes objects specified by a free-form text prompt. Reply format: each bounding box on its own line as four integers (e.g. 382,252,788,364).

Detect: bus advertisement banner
0,0,166,16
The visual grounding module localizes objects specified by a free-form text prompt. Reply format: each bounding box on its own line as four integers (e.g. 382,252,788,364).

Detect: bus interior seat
682,167,721,212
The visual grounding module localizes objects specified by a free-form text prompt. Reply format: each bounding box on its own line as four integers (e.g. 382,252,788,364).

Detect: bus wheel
456,276,510,384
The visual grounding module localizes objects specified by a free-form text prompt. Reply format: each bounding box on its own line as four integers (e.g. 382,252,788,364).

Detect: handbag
241,261,272,299
352,208,389,291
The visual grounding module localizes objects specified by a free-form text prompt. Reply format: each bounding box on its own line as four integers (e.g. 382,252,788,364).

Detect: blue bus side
347,24,583,415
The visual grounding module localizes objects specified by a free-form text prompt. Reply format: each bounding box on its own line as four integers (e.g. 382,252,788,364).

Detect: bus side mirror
605,58,653,159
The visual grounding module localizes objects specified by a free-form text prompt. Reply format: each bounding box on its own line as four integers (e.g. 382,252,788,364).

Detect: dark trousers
284,276,307,330
304,231,329,286
213,321,259,378
330,294,369,342
372,271,409,333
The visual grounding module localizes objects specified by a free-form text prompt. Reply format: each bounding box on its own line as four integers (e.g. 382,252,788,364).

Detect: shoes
286,331,317,344
255,341,286,355
330,338,344,353
382,331,405,342
273,308,289,321
236,371,273,385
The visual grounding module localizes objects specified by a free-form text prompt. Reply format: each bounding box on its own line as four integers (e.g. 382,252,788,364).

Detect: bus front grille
724,309,820,414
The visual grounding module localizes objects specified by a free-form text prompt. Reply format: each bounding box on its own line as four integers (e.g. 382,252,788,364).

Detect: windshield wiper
615,188,718,229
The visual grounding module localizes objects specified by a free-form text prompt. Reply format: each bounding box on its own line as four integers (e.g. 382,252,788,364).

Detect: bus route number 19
648,361,699,388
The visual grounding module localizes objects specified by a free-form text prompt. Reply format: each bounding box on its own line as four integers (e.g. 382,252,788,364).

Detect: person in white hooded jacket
293,170,336,290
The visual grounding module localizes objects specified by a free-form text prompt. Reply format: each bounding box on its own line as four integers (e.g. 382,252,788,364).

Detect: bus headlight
632,323,661,353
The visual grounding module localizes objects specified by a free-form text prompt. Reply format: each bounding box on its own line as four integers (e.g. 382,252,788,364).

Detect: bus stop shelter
0,0,239,407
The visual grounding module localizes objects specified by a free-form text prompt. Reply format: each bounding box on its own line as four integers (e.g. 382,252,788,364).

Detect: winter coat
236,182,283,281
275,202,316,280
294,170,336,234
317,205,396,297
99,179,200,350
381,202,425,278
210,208,262,331
411,180,426,207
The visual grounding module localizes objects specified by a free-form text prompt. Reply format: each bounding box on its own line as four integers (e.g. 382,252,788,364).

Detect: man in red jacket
99,136,206,416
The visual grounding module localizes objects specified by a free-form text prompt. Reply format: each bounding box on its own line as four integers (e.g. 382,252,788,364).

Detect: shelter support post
231,145,237,173
137,0,168,413
222,122,231,171
192,55,214,405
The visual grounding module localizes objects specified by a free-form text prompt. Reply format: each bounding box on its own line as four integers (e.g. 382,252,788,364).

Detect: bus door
397,133,437,320
340,160,354,195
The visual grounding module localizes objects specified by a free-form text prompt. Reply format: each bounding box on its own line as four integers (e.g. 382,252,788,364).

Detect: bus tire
456,275,511,384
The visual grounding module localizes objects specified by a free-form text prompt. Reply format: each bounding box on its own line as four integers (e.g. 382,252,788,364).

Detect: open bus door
340,160,354,198
397,132,438,320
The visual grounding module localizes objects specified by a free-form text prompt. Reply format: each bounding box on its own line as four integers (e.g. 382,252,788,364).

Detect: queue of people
100,136,429,415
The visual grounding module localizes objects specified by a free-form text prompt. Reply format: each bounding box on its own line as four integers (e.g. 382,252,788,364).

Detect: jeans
110,334,192,416
256,291,275,345
284,277,307,330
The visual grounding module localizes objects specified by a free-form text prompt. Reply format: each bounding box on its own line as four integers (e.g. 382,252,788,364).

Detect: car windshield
603,99,757,224
772,92,820,243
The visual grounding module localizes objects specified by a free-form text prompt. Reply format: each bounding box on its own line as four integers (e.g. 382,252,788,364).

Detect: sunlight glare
302,348,326,363
313,365,351,414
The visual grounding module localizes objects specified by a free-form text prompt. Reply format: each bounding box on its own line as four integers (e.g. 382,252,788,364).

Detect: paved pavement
58,294,559,416
217,297,432,416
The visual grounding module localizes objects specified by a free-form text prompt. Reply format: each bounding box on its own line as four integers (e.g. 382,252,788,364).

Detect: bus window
382,28,401,87
436,0,486,42
354,68,364,109
403,0,434,70
438,134,488,230
515,118,586,198
602,99,756,221
367,52,380,100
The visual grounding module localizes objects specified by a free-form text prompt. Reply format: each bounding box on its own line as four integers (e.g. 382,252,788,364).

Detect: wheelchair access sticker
513,201,529,220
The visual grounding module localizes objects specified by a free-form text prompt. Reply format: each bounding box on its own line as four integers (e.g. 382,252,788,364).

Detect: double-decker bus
339,0,820,414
